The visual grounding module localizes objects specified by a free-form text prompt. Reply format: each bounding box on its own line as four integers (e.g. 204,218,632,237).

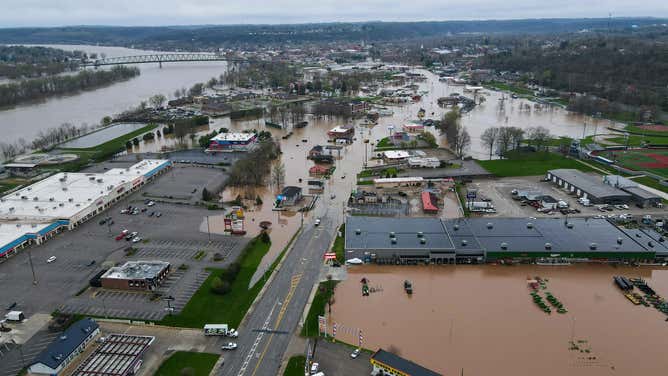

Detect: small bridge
82,53,245,67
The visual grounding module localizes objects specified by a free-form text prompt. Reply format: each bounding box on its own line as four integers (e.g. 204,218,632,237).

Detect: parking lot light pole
206,216,211,242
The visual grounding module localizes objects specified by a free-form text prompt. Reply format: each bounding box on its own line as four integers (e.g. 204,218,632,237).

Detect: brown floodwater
329,265,668,376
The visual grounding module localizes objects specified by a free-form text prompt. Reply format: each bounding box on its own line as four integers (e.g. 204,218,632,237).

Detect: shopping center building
0,159,171,260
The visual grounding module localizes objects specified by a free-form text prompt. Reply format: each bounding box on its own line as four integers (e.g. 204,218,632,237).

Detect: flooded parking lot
329,264,668,375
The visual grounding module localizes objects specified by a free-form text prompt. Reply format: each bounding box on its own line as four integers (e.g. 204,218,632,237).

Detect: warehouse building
101,261,171,291
0,159,171,261
545,169,632,204
28,318,100,376
345,216,657,264
603,175,662,208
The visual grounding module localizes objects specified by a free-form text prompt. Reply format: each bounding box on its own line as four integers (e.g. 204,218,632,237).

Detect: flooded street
329,264,668,375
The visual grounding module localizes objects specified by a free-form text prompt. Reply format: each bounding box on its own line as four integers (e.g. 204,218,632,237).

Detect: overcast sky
1,0,667,27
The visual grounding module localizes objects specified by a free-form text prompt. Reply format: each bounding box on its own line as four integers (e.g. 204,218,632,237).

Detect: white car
227,329,238,338
132,237,142,243
221,342,237,350
121,229,129,235
350,348,361,359
310,362,319,374
147,201,155,207
46,256,57,263
346,258,363,265
130,231,138,237
315,218,321,226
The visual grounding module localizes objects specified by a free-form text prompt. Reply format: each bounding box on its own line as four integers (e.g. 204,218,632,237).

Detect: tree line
0,65,139,108
0,45,84,79
227,140,281,187
480,126,551,159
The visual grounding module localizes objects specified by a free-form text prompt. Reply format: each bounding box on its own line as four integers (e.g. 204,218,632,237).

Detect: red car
115,233,125,241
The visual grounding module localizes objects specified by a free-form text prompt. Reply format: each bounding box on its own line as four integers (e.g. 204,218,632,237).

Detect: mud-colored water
329,264,668,375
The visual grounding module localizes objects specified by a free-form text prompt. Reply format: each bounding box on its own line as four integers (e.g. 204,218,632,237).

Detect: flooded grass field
329,264,668,375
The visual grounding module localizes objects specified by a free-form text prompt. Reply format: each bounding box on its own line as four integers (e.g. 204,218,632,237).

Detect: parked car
315,218,321,226
147,201,156,207
115,234,125,241
156,212,162,217
121,229,129,235
310,362,320,374
350,348,361,359
46,256,57,263
132,237,142,243
227,329,239,338
221,343,237,350
130,232,138,237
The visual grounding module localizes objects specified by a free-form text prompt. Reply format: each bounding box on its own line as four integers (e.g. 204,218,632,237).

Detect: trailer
5,311,25,322
203,324,238,337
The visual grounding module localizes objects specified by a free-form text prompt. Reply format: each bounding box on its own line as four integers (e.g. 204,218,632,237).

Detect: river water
329,264,668,376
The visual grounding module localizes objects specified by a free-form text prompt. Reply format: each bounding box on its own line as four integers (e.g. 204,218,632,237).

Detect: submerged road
218,203,339,376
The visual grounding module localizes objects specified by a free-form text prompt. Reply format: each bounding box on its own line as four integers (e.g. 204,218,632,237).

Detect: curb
240,226,303,327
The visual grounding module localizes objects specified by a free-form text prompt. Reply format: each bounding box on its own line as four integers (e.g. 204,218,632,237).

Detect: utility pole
206,215,211,242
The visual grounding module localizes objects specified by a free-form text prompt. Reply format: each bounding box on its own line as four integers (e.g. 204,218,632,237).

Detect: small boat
295,121,308,128
265,120,283,129
404,280,413,295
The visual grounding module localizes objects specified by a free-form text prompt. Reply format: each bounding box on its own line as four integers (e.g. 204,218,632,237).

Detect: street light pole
206,215,211,242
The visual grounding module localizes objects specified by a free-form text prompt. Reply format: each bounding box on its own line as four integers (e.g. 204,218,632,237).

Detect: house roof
371,349,442,376
281,186,302,197
31,318,98,370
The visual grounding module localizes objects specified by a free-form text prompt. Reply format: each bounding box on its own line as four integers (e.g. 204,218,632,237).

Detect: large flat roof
346,216,652,255
547,169,631,199
211,132,257,142
0,160,169,222
101,261,170,280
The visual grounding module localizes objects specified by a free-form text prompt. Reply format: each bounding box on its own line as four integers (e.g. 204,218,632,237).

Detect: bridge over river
82,53,247,67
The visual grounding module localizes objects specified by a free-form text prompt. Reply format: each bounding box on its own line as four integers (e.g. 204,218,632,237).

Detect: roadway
218,203,339,376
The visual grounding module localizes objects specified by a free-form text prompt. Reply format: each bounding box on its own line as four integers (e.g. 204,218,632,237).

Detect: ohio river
0,44,621,158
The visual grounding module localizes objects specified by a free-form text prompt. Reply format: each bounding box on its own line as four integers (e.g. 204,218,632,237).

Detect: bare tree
480,127,500,160
497,127,513,157
454,126,471,159
270,162,286,190
149,94,166,109
527,126,551,151
508,127,526,151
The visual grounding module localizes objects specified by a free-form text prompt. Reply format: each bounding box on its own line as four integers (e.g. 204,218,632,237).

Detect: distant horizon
1,15,667,29
0,0,667,29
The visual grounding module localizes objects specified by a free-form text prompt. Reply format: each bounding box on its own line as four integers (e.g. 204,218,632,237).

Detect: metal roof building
29,318,100,376
345,216,656,264
545,169,632,204
72,334,154,376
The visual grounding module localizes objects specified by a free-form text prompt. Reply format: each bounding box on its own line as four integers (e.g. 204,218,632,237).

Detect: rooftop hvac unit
417,231,424,237
33,197,38,201
75,204,81,207
59,203,64,207
500,242,508,250
566,222,574,229
49,197,54,201
590,243,597,250
16,224,20,227
27,187,31,191
453,224,459,231
391,238,397,244
62,187,68,191
461,239,467,246
68,198,73,202
648,241,654,248
96,178,103,183
31,224,37,228
660,237,665,243
0,198,4,202
545,243,552,250
527,222,534,229
420,238,426,244
9,207,14,212
89,176,95,180
20,196,27,200
389,231,396,238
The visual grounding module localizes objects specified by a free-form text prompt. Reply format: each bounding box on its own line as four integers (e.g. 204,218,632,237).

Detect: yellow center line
250,274,302,376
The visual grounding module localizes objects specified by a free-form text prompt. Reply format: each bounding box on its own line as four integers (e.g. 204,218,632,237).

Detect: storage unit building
545,169,632,204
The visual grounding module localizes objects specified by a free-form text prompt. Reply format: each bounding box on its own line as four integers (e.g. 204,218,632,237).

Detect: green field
477,152,594,177
630,176,668,194
333,224,345,263
485,81,534,96
283,355,306,376
597,149,668,177
155,351,219,376
159,237,271,328
301,280,338,337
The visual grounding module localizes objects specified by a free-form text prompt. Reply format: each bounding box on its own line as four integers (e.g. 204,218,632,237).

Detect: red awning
421,191,438,212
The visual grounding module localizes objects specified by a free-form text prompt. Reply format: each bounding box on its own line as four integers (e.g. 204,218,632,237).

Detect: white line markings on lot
237,300,278,376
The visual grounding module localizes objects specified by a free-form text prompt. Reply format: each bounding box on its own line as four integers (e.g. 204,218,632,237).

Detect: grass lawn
630,176,668,194
283,355,306,376
159,237,271,328
485,81,534,96
478,151,594,177
606,134,668,147
301,280,338,337
376,137,392,148
154,351,219,376
333,224,345,262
